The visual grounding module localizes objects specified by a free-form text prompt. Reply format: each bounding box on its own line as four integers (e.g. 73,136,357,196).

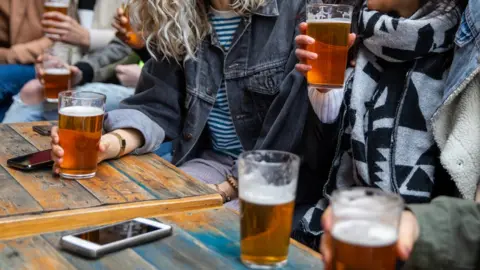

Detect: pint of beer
239,151,300,269
306,3,353,89
58,91,106,179
41,48,72,103
331,188,404,270
44,0,69,16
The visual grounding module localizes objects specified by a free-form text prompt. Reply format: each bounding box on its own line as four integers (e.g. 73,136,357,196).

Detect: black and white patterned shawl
297,1,461,248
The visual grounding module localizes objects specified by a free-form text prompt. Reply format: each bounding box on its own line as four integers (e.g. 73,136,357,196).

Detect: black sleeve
77,0,96,10
133,48,151,63
74,62,94,85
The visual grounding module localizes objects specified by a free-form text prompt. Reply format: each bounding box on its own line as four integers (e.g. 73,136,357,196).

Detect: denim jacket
104,0,308,167
431,0,480,201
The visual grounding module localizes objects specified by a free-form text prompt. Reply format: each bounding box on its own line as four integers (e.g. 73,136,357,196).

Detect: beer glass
331,188,404,270
306,2,353,89
239,151,300,269
41,47,72,103
58,91,106,179
44,0,69,16
118,1,143,48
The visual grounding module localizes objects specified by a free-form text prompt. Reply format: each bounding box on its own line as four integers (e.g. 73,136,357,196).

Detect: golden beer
240,197,294,266
58,106,104,179
332,220,398,270
43,68,71,102
44,1,69,16
307,21,351,88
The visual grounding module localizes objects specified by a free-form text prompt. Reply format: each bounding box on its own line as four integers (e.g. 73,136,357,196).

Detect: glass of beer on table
306,2,353,89
41,47,72,103
239,151,300,269
331,188,404,270
44,0,69,16
58,91,106,179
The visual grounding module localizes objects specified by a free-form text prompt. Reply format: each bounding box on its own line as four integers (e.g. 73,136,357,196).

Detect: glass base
60,172,96,179
241,259,287,269
46,98,58,103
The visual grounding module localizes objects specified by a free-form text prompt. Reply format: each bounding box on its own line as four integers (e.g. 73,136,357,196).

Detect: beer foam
307,19,351,24
332,220,397,247
45,2,69,7
59,106,104,117
45,68,70,75
239,172,296,205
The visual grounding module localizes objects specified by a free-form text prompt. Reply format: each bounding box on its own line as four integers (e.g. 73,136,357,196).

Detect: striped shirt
207,8,243,157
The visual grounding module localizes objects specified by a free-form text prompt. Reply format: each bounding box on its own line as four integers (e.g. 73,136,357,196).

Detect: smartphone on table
32,125,52,136
7,150,54,171
60,218,173,258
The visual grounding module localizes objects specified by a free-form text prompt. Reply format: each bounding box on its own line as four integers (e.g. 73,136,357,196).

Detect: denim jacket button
183,132,193,141
206,88,213,95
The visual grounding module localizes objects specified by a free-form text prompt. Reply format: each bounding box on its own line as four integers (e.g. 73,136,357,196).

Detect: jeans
0,64,36,121
2,83,135,123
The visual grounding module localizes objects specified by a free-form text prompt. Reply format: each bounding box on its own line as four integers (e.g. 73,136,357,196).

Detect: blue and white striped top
207,8,243,157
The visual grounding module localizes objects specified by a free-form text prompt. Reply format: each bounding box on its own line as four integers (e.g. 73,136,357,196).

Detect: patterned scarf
298,1,461,248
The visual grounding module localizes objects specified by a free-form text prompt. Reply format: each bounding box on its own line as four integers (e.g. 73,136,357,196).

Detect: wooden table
0,122,222,240
0,208,324,269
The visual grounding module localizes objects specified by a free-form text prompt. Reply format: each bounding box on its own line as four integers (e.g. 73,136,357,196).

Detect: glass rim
58,90,107,101
306,3,354,9
239,150,300,164
331,187,404,208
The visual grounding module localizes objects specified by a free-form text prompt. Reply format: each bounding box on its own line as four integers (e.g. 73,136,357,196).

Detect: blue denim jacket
104,0,308,166
438,0,480,103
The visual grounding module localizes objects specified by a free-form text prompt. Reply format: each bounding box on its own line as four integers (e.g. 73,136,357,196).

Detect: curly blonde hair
129,0,267,61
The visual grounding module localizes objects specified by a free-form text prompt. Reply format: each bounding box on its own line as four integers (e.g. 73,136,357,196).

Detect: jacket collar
466,0,479,36
251,0,279,17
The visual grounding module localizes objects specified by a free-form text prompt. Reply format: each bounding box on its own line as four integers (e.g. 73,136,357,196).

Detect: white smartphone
60,218,173,258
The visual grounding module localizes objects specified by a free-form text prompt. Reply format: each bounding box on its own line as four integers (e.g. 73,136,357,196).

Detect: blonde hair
129,0,267,61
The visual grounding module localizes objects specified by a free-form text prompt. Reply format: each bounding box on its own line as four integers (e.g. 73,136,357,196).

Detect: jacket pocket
246,57,288,95
455,10,477,48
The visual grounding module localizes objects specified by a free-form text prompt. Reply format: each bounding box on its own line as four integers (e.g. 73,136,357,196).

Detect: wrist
82,29,91,48
103,133,121,159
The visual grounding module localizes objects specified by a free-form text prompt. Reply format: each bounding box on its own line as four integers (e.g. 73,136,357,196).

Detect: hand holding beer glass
56,91,106,179
239,151,300,269
113,1,145,49
295,3,354,89
322,188,404,270
39,48,72,103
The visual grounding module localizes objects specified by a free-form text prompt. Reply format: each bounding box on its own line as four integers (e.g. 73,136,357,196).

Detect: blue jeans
0,64,36,121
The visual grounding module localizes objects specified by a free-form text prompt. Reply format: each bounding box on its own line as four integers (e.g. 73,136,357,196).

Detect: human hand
18,79,44,105
35,55,83,87
319,207,420,269
42,12,90,48
112,7,145,49
295,22,356,75
116,64,142,88
51,127,115,174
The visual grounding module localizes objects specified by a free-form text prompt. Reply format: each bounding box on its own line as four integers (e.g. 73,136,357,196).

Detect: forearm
103,128,144,160
405,197,480,270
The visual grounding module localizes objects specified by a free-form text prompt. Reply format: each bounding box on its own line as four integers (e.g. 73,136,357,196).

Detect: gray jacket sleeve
404,197,480,270
76,38,133,83
104,58,185,154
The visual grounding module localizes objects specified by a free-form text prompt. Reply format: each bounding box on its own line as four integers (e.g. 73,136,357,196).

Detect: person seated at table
0,0,53,121
51,0,311,210
320,196,480,269
2,2,138,124
293,0,465,249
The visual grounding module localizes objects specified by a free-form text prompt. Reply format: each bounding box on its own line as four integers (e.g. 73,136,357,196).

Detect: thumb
396,211,419,261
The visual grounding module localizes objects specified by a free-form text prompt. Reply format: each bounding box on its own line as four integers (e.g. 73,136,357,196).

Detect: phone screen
7,150,53,169
74,220,161,245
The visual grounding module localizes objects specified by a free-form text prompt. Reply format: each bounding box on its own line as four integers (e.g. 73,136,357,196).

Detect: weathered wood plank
0,125,101,212
0,236,77,270
0,195,222,240
109,155,216,199
77,164,155,205
160,208,325,269
8,122,52,151
0,165,43,217
43,232,158,270
10,122,155,205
